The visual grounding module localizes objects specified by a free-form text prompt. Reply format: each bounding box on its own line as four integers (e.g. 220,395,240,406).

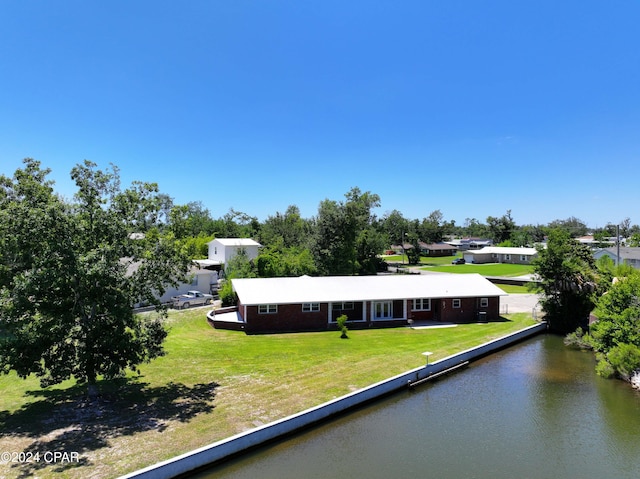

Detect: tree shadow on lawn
0,379,218,478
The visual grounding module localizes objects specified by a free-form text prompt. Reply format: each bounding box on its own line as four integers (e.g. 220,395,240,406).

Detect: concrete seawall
119,322,547,479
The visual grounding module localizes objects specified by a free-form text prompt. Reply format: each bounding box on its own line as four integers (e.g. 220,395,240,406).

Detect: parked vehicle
452,258,466,265
172,290,214,309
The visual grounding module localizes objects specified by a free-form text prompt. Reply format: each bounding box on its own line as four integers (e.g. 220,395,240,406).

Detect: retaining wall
119,322,547,479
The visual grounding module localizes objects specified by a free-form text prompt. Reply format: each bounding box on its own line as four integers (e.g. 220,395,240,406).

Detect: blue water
195,335,640,479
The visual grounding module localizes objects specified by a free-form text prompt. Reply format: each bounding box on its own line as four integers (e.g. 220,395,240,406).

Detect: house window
452,299,461,308
302,303,320,312
412,298,431,311
258,304,277,314
504,254,511,261
520,255,528,262
332,302,354,310
373,301,393,319
480,298,489,308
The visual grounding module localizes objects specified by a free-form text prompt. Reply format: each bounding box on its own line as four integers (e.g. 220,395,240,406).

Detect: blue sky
1,1,639,228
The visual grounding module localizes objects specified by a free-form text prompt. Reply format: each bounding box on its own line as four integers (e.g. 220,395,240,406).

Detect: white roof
232,274,506,306
208,238,262,247
465,247,538,256
193,259,222,266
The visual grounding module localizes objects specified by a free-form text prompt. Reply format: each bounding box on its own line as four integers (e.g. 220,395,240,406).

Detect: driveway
501,293,541,315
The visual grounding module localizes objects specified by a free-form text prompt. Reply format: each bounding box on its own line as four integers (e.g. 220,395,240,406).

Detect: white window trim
332,302,354,310
372,301,393,320
412,298,431,311
480,298,489,308
302,303,320,312
258,304,278,314
452,299,461,308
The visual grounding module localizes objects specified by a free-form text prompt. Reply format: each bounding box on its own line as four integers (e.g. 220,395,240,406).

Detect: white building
196,238,262,269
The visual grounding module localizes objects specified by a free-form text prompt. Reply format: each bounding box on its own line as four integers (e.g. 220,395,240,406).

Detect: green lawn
383,254,460,266
496,283,532,294
0,309,537,479
423,262,534,277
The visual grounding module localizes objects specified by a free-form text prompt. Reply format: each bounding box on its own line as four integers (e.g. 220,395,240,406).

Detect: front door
374,301,393,320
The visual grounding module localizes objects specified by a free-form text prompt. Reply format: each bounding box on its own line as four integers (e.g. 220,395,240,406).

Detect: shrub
564,328,594,350
607,343,640,379
336,314,349,339
595,353,615,378
219,280,236,307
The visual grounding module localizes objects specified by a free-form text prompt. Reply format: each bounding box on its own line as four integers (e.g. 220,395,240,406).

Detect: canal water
194,335,640,479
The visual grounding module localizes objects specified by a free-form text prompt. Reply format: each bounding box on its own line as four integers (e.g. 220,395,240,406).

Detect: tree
380,209,408,247
627,232,640,248
460,218,489,238
511,224,547,247
167,201,215,239
531,228,599,334
0,159,191,395
590,269,640,353
419,210,445,244
311,187,381,275
256,245,317,277
405,232,422,265
259,205,312,251
548,217,588,237
486,210,516,244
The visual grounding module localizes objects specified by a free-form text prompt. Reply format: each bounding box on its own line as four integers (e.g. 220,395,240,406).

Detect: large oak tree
0,159,191,394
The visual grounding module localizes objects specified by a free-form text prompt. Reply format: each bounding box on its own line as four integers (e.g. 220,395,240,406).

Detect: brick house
216,274,505,333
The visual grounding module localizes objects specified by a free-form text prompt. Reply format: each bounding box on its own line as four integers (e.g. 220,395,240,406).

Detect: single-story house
195,238,262,270
419,242,458,257
445,238,493,251
218,274,506,333
577,235,619,248
463,247,538,265
594,247,640,269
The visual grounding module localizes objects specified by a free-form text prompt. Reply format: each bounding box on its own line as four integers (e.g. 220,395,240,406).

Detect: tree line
171,201,640,275
2,159,639,392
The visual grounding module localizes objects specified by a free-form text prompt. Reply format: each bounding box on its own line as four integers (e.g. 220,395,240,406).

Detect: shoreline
119,322,547,479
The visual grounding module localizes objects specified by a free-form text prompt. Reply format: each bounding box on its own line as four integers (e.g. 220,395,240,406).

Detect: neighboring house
390,243,414,254
215,274,505,333
463,247,538,265
576,235,619,248
445,238,493,251
419,242,458,257
195,238,262,270
594,247,640,269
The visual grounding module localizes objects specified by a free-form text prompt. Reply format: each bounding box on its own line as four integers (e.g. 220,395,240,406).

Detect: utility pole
617,224,621,266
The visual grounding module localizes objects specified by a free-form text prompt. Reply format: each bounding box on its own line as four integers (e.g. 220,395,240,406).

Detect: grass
496,283,532,294
423,262,534,277
384,254,459,266
384,255,534,277
0,309,537,479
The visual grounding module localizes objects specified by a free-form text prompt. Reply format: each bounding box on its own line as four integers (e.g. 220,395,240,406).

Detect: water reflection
195,335,640,479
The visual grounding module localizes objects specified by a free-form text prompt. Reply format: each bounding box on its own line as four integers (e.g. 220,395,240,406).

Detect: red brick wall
240,296,501,333
245,303,330,333
438,297,500,323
